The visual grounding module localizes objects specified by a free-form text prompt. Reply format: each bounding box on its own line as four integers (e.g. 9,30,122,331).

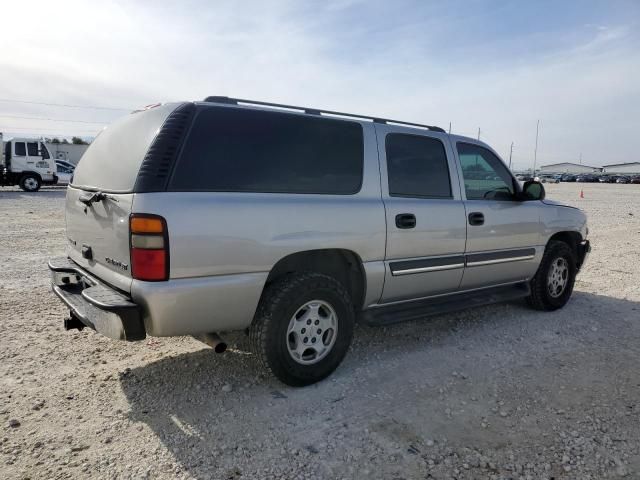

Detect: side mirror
522,180,545,201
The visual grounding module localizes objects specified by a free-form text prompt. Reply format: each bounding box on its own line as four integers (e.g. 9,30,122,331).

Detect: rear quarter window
169,107,364,194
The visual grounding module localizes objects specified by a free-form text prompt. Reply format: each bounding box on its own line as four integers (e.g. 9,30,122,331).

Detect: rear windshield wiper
79,191,119,206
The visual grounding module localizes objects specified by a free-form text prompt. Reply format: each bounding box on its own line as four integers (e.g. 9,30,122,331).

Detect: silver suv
49,97,590,386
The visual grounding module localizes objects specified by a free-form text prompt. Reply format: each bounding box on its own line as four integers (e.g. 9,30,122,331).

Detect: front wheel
527,240,577,311
249,272,355,386
19,174,41,192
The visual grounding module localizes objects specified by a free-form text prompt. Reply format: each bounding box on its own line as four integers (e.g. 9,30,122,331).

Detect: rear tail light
130,214,169,281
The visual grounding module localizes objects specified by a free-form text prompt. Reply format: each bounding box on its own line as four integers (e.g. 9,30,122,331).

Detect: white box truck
1,133,59,191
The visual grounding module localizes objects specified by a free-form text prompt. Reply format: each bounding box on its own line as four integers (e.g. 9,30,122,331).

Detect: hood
542,198,580,210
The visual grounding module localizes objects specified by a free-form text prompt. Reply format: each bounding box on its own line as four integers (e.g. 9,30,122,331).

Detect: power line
0,98,130,111
0,125,100,135
0,114,108,125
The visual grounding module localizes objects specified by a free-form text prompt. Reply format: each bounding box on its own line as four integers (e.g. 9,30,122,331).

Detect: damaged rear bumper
48,257,145,341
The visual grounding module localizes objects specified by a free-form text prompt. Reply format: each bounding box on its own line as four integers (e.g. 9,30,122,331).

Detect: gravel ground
1,183,639,480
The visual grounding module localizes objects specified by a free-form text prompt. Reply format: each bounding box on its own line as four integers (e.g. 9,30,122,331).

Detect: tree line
44,137,90,145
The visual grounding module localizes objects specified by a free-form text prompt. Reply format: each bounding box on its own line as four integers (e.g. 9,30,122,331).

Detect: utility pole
533,120,540,175
448,122,451,134
508,142,514,169
477,127,481,140
579,152,582,165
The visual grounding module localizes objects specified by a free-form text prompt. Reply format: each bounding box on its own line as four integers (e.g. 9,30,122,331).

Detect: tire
526,240,577,311
19,174,41,192
249,272,355,386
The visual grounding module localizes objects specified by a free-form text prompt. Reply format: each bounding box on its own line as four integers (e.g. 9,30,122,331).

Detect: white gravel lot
1,183,639,480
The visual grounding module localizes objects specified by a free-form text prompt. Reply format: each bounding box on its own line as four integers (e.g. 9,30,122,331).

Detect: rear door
65,189,135,292
453,140,542,289
65,103,181,292
377,125,467,303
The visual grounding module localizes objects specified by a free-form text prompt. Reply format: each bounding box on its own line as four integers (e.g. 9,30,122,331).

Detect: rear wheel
527,240,577,311
19,174,41,192
250,272,354,386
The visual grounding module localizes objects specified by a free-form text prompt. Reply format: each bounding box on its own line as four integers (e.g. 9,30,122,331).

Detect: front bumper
577,240,590,271
49,257,145,341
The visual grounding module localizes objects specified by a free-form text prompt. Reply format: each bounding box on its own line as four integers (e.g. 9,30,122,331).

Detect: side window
27,142,39,156
170,107,364,194
14,142,26,156
457,143,515,200
386,133,452,198
40,143,50,159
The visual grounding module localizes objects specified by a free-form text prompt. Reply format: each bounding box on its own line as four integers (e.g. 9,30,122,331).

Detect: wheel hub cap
25,178,37,190
547,257,569,298
286,300,337,365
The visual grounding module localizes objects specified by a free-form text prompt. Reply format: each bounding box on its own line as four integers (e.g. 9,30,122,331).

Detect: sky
0,0,639,169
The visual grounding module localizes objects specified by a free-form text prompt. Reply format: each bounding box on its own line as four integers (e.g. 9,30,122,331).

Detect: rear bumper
577,240,590,271
48,257,145,341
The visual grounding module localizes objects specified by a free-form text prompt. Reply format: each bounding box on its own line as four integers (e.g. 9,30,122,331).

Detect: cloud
1,0,638,167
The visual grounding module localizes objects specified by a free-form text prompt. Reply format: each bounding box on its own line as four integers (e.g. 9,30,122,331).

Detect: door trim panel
465,248,536,267
390,255,465,276
389,247,537,277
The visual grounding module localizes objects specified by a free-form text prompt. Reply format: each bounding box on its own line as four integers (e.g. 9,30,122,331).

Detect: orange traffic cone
580,189,584,198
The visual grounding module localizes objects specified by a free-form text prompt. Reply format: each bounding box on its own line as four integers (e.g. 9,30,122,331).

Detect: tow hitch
64,314,85,332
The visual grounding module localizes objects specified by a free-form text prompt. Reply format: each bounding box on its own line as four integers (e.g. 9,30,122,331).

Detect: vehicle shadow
119,291,640,478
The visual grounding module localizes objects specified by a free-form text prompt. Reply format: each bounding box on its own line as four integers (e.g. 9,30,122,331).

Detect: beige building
602,162,640,174
538,162,600,174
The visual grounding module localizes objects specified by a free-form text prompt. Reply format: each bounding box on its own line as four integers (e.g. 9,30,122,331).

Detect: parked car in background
631,176,640,184
516,174,533,182
55,159,77,171
55,164,74,185
561,174,576,182
540,174,560,184
599,175,611,183
576,174,598,183
616,176,630,184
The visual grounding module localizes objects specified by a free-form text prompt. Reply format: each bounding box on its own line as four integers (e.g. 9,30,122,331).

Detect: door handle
395,213,416,229
468,212,484,226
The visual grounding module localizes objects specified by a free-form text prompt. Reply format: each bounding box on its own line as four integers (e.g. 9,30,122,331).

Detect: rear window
169,107,364,194
71,103,180,192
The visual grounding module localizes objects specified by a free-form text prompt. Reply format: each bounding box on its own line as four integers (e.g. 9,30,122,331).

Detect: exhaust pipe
194,333,227,353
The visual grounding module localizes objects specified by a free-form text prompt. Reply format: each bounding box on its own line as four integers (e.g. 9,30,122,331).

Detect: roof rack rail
202,96,446,133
